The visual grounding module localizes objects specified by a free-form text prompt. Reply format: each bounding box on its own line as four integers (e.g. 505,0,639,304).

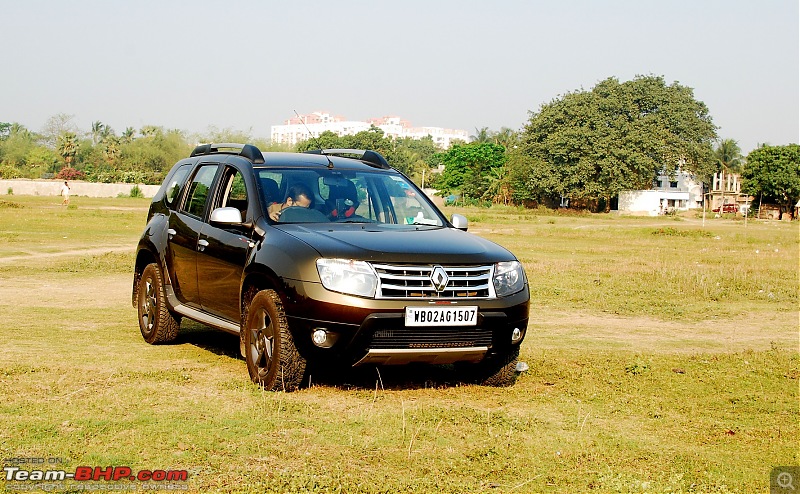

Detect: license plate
404,306,478,327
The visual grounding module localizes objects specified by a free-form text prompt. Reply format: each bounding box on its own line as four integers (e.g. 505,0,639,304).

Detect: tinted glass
256,168,443,226
183,165,218,218
165,164,192,208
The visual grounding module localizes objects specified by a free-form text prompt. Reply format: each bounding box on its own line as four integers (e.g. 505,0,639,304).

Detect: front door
197,166,252,322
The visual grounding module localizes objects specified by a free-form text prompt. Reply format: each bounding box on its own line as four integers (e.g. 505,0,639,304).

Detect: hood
274,224,516,264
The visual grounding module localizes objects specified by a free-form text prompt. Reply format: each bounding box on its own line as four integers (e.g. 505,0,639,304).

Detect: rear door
167,163,220,307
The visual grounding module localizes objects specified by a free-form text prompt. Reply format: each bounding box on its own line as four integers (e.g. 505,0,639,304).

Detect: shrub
651,227,713,238
129,185,144,198
7,187,12,195
0,164,22,179
55,167,86,181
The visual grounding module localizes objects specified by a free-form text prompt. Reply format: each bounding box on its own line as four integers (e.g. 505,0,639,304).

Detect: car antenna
294,109,334,168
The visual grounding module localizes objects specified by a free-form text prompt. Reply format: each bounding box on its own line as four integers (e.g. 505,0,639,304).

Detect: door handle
167,228,176,240
197,239,209,252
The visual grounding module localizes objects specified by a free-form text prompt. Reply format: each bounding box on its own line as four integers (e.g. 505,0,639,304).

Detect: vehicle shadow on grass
307,363,469,391
174,321,474,391
177,320,242,360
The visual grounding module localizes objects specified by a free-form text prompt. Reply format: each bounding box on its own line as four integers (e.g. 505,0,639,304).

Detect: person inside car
268,183,313,221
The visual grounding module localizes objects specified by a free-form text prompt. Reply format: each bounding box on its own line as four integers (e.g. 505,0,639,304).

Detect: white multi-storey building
618,169,705,215
271,112,470,149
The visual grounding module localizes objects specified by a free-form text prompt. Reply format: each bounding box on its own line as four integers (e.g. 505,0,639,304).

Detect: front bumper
280,279,530,365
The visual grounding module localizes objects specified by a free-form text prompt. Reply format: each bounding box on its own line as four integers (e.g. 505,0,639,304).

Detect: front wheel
137,263,180,344
244,290,307,391
465,345,520,387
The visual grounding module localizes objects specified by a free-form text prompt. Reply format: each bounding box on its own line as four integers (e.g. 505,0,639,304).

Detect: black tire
137,263,180,344
468,345,520,387
244,290,307,391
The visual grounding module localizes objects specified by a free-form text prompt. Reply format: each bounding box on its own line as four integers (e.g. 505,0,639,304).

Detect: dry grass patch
0,198,797,492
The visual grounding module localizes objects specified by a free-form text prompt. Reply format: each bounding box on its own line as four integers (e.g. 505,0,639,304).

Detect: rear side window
164,164,192,209
181,164,219,218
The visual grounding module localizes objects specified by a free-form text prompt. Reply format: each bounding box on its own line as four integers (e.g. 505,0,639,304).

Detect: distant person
268,183,312,221
60,181,71,206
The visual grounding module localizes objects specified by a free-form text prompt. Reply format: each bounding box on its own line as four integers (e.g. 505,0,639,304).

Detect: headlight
316,259,377,298
493,261,525,297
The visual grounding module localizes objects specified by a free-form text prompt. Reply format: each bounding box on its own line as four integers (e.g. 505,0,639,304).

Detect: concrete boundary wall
0,179,161,198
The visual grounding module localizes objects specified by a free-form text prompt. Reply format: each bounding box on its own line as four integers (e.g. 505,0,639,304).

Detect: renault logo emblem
430,266,449,292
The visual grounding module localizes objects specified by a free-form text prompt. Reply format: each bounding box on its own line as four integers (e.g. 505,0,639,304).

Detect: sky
1,0,797,154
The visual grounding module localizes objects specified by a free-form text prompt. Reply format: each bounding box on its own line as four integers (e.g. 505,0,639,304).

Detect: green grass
0,197,797,493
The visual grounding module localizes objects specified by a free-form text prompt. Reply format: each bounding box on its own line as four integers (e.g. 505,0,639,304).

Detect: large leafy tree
514,75,717,208
742,144,800,216
433,142,507,201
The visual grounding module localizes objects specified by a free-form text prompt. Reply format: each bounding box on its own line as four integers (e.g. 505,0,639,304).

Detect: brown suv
133,144,529,391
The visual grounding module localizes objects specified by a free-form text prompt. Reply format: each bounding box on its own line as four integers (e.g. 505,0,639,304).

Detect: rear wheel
137,263,180,344
244,290,307,391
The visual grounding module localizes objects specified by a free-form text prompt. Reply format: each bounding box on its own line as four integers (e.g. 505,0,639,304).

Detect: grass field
0,195,797,493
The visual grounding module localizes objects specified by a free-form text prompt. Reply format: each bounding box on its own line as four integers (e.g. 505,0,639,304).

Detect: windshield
255,168,444,227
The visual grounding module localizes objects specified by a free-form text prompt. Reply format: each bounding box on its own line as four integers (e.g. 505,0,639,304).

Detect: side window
165,164,192,209
181,164,218,218
220,168,248,217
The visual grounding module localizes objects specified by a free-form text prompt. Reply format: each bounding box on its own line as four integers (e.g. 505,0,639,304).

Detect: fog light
312,329,329,347
511,327,524,344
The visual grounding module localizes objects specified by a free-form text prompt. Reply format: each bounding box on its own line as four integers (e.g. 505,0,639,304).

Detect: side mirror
209,207,243,225
450,213,468,231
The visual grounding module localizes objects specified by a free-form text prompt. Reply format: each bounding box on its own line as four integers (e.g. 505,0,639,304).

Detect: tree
470,127,492,143
103,136,121,164
91,121,104,145
139,125,162,138
713,138,743,174
515,75,717,209
294,129,447,186
742,144,800,217
122,127,136,143
56,132,78,165
196,126,253,145
41,113,78,148
395,135,439,185
0,123,38,172
493,127,519,149
433,142,507,201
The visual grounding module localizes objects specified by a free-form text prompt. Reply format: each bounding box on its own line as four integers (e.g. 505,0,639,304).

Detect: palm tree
493,127,518,149
9,123,32,139
57,132,78,166
714,138,743,174
470,127,493,143
713,138,743,212
104,136,121,163
139,125,161,138
91,121,104,145
122,127,135,143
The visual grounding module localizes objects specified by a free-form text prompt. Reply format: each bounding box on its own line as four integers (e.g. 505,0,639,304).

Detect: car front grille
370,326,493,349
372,264,494,299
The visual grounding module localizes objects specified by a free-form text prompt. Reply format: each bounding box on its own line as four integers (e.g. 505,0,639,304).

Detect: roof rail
190,143,265,164
304,149,390,169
